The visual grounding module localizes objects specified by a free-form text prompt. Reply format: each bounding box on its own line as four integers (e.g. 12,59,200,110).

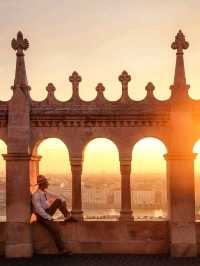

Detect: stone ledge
31,221,169,255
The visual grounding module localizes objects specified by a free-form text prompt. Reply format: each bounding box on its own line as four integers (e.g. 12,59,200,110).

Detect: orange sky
0,1,200,178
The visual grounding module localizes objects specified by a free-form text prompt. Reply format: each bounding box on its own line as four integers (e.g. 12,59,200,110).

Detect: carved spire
119,71,131,100
96,83,105,94
145,82,155,98
46,83,56,105
96,83,105,100
46,83,56,94
69,71,82,98
11,31,30,89
170,30,189,97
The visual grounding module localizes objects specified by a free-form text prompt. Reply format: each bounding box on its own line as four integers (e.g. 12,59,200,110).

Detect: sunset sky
0,1,200,178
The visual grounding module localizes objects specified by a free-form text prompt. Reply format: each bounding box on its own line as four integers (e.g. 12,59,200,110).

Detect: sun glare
83,138,119,176
193,140,200,153
37,138,70,176
132,138,167,177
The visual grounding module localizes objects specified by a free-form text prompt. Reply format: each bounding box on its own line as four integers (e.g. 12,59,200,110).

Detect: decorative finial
69,71,82,86
145,82,155,97
118,71,131,102
46,83,56,105
118,71,131,90
12,31,29,89
69,71,82,98
170,30,190,97
11,31,29,56
171,30,189,54
46,83,56,94
96,83,105,93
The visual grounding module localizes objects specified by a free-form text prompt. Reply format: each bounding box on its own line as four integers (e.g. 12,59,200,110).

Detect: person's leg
59,201,70,218
37,215,65,252
47,199,70,218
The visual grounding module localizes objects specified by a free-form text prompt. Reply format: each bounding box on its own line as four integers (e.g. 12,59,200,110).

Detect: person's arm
32,192,52,220
46,191,66,203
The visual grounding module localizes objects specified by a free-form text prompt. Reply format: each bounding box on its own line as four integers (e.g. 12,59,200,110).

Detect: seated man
32,174,75,254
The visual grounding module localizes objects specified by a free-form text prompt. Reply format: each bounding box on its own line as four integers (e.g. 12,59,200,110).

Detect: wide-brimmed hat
36,175,48,185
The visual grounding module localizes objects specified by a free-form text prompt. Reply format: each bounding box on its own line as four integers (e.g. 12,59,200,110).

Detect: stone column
3,153,33,257
29,155,41,192
70,155,83,221
164,153,197,257
119,155,133,221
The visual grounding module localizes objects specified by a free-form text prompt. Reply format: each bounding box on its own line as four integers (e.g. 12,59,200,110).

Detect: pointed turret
11,31,30,90
170,30,190,98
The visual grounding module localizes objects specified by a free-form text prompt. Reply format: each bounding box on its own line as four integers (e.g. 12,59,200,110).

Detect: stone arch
131,132,169,153
81,134,120,158
131,137,168,220
31,138,72,218
31,135,69,156
82,137,120,220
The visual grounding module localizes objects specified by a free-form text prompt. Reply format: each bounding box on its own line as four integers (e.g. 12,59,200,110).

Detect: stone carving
46,83,56,105
118,70,131,90
171,30,189,53
11,31,29,55
145,82,155,98
0,30,199,258
69,71,82,98
96,83,105,93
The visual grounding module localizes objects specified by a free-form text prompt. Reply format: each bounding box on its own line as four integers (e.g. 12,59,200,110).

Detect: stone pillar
70,155,83,221
3,153,33,257
29,155,41,192
119,155,133,221
164,153,197,257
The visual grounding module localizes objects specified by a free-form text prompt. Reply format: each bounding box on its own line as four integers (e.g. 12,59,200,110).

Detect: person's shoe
64,216,72,223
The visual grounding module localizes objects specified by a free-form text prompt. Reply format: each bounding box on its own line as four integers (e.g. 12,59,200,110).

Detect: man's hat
36,175,48,185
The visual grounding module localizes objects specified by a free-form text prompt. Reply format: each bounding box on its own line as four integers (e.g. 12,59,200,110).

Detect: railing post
70,155,83,221
164,153,197,257
3,153,33,257
119,154,133,221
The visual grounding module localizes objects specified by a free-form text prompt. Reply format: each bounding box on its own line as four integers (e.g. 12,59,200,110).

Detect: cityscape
0,174,200,221
1,173,200,221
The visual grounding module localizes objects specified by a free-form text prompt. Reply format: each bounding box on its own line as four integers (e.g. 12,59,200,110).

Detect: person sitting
31,174,76,254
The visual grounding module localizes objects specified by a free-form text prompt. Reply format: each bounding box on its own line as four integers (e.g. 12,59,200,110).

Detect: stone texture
0,30,199,257
31,221,169,255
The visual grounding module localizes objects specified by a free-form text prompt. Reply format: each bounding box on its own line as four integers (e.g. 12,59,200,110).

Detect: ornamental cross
118,71,131,90
171,30,189,54
69,71,82,87
46,83,56,94
11,31,29,56
96,83,105,93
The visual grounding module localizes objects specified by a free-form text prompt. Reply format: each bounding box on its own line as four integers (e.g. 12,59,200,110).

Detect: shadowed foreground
1,255,200,266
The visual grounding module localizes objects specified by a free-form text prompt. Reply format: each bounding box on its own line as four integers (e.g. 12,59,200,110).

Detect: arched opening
33,138,71,220
131,137,167,220
0,140,7,221
82,138,120,220
193,140,200,220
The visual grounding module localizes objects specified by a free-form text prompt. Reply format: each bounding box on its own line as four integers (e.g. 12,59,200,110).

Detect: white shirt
31,189,65,220
32,189,51,220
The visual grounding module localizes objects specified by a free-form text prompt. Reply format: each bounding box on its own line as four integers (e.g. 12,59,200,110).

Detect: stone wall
1,221,169,255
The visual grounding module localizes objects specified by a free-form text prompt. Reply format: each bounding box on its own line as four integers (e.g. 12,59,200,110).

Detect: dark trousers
36,199,70,252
